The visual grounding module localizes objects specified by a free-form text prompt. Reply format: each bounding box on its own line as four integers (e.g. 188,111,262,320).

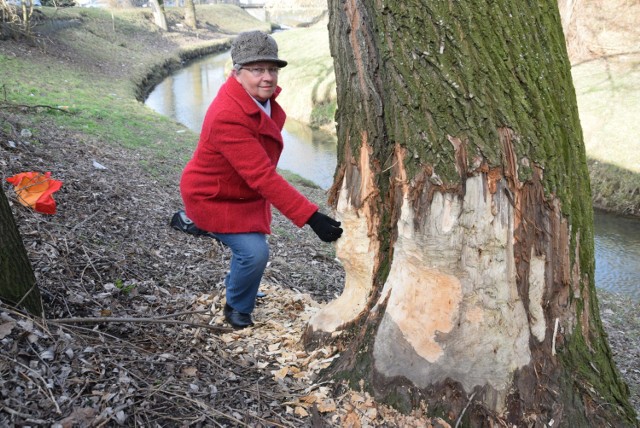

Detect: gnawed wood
374,173,531,413
308,139,380,333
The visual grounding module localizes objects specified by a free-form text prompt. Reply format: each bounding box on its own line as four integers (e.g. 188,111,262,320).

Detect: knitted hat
231,31,288,68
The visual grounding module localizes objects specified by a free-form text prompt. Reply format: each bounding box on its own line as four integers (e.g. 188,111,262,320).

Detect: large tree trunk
0,189,42,315
304,0,636,426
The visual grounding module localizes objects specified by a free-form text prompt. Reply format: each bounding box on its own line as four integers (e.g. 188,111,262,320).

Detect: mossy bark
0,189,42,316
304,0,637,425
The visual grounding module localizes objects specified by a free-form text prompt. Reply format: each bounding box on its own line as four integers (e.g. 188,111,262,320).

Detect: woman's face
234,61,280,102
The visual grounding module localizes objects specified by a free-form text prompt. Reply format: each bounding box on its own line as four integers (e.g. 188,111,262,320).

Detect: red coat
180,76,318,234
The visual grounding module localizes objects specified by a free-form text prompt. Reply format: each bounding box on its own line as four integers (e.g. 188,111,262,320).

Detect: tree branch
0,101,71,113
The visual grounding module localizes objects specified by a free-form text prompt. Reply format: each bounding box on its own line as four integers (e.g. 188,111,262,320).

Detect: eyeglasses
240,66,280,77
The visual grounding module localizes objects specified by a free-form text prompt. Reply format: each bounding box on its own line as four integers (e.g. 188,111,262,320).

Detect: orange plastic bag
6,172,63,215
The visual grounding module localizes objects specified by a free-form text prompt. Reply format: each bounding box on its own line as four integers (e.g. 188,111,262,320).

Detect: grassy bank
572,57,640,217
274,22,336,129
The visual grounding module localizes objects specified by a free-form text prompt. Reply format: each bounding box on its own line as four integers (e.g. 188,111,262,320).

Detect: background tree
149,0,167,31
304,0,637,425
0,189,42,315
0,0,37,40
184,0,196,30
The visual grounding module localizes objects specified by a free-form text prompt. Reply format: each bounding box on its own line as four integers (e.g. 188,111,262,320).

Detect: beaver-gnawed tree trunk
303,0,637,426
0,189,42,315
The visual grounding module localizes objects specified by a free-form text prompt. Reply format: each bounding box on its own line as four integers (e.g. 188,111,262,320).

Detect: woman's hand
307,211,343,242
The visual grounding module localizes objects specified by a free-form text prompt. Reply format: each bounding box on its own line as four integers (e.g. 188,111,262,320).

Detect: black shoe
170,210,217,239
224,303,254,329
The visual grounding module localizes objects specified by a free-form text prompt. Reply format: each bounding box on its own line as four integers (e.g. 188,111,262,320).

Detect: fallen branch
0,101,71,113
155,309,211,319
48,316,233,333
0,404,49,425
159,388,252,427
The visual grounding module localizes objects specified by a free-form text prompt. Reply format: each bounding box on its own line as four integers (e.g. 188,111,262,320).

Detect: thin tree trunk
304,0,636,425
184,0,197,30
0,189,42,315
149,0,168,32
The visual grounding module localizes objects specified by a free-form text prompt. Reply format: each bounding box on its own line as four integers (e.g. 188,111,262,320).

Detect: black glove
307,211,343,242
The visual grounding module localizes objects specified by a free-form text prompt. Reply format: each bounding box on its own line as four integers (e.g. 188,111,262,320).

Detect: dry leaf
182,366,198,377
342,411,362,428
294,406,309,417
0,322,15,339
272,366,289,380
350,392,365,402
317,399,337,413
299,394,318,404
268,343,280,352
57,407,98,428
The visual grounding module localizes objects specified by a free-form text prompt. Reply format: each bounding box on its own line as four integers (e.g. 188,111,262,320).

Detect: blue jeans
211,232,269,314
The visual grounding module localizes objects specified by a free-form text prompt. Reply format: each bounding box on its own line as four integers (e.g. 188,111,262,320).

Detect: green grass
1,52,193,163
278,169,321,189
572,57,640,215
176,4,271,34
273,22,336,127
572,58,640,173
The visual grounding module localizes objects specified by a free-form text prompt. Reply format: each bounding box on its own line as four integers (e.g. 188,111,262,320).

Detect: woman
180,31,343,329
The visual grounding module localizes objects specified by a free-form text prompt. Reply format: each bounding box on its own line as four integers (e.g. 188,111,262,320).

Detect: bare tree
184,0,196,30
304,0,637,425
0,189,42,315
0,0,37,40
149,0,167,31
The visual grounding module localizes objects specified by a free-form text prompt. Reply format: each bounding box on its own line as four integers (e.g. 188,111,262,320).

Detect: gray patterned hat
231,31,288,68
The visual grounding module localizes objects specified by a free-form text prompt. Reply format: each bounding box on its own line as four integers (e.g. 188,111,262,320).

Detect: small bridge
238,0,264,6
238,0,267,21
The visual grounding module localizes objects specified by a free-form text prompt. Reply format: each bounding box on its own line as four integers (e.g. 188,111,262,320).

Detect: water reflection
144,51,337,189
281,122,337,189
145,51,640,300
145,53,230,132
594,211,640,299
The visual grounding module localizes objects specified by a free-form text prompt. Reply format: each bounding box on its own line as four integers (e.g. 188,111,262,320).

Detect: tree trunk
149,0,168,32
184,0,197,30
0,189,42,315
304,0,636,426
